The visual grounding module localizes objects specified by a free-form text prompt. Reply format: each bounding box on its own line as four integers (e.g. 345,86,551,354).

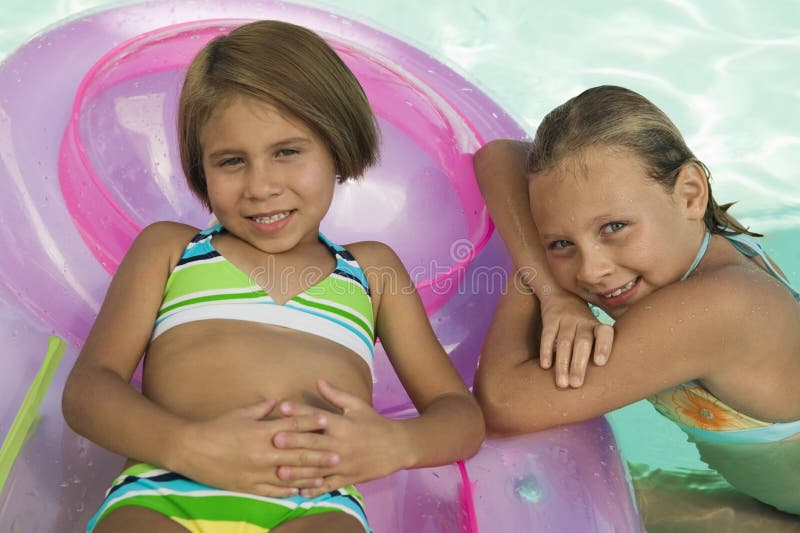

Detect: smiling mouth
251,210,295,224
601,277,639,299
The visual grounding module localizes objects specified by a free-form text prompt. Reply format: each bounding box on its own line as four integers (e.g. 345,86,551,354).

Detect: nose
575,245,614,287
243,162,284,199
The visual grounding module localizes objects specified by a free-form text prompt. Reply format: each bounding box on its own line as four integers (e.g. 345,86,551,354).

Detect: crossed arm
473,140,613,387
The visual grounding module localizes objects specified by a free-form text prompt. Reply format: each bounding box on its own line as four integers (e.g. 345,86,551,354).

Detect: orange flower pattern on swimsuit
649,383,770,432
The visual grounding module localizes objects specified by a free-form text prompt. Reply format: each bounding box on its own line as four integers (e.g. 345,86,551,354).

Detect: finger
276,465,332,482
231,398,277,420
275,448,340,468
316,379,368,412
568,328,594,387
592,324,614,366
251,483,301,498
270,413,329,435
554,334,574,388
273,429,335,450
539,321,558,369
300,475,347,498
277,400,332,419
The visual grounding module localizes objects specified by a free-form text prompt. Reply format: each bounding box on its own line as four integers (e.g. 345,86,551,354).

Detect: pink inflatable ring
0,1,642,531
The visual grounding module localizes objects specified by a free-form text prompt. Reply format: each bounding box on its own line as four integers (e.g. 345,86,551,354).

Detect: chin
606,307,627,319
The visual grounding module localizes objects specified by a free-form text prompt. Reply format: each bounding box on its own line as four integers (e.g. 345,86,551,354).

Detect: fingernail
290,488,299,495
557,376,568,388
314,478,323,487
280,402,293,413
317,415,327,426
570,377,583,388
327,453,340,466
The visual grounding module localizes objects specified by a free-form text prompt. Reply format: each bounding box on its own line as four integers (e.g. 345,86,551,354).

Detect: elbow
61,368,93,435
474,386,521,438
61,373,81,433
450,393,486,460
473,139,510,179
473,139,505,165
473,373,515,437
465,399,486,458
473,139,528,175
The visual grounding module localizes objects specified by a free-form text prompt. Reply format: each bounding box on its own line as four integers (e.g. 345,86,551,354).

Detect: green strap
0,336,67,493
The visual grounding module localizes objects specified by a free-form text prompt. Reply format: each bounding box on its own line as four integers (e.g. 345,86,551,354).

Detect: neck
681,228,711,280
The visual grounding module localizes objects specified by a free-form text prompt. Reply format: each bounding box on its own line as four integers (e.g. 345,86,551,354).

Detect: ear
673,163,708,221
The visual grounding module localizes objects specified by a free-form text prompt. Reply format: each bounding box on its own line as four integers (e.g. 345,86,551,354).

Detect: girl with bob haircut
473,85,800,525
63,20,484,533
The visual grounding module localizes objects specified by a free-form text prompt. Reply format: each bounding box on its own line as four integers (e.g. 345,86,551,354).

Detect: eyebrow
205,137,312,160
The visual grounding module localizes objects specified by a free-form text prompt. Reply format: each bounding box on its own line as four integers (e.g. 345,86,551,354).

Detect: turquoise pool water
2,0,798,489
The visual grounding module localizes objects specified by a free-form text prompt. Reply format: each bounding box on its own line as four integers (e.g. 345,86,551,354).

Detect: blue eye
548,239,572,250
276,148,299,157
602,221,626,234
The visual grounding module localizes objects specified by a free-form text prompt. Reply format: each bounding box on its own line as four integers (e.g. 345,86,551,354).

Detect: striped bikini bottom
87,463,370,532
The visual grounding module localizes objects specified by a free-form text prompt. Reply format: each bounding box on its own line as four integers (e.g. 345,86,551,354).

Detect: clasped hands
175,379,406,499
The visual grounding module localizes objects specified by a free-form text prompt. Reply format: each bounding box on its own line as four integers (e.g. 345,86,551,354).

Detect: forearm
397,393,485,469
473,139,558,294
62,366,187,470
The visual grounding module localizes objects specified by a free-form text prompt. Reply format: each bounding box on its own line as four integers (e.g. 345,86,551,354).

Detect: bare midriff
142,319,373,420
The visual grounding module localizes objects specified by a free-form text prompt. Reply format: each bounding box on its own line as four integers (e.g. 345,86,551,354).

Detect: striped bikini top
649,230,800,444
152,224,376,375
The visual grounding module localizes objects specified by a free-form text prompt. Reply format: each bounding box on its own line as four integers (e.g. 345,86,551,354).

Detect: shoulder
707,263,800,345
344,241,413,305
621,263,796,367
344,240,405,271
623,266,753,335
125,221,200,271
134,221,199,245
690,261,797,318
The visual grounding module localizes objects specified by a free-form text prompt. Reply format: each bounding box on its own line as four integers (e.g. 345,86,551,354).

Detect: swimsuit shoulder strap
317,231,371,295
175,223,224,267
724,233,800,301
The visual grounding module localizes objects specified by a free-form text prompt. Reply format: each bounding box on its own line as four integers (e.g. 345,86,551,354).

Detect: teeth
604,278,636,298
253,211,291,224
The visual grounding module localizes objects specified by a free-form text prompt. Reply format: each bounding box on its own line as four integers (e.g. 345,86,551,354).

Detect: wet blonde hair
528,85,758,236
178,20,379,210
